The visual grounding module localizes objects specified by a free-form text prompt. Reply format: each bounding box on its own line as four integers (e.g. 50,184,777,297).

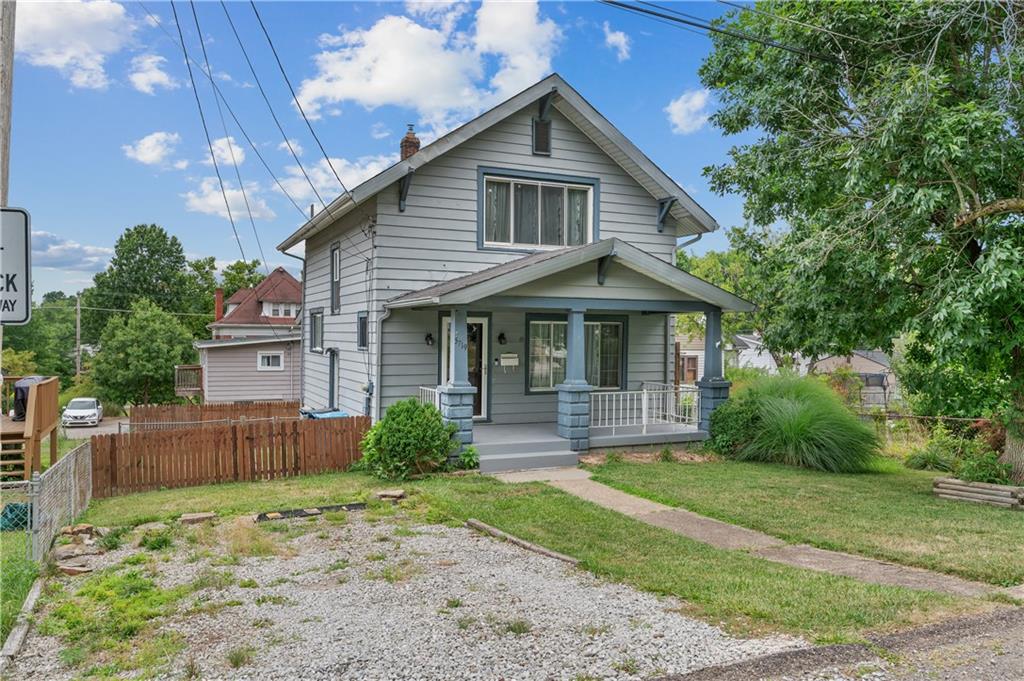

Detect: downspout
282,250,306,407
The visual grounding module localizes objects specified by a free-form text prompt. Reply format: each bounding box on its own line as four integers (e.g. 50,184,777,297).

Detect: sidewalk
493,468,1016,600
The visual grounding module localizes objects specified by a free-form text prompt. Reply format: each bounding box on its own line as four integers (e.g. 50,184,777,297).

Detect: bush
903,423,998,476
955,451,1013,485
360,398,458,480
711,376,879,473
455,445,479,471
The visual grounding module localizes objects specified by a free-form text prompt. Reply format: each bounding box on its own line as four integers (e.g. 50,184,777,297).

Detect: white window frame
310,311,324,353
483,176,594,249
527,319,623,392
257,351,284,371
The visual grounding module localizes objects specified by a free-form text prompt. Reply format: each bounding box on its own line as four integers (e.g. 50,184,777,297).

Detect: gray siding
201,341,300,403
302,199,378,413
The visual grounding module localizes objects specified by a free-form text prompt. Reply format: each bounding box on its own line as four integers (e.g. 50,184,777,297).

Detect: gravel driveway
12,508,804,680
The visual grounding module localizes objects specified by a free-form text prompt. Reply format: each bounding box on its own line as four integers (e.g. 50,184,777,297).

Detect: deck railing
174,365,203,397
590,384,700,434
417,386,441,410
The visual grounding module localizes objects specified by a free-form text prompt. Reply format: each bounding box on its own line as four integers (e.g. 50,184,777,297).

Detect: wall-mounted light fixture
425,332,435,346
497,332,507,345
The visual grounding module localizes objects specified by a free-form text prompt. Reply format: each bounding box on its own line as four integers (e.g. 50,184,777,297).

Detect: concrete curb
0,576,44,674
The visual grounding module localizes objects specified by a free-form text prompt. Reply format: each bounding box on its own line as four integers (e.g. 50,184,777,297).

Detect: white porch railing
417,386,441,410
590,383,700,434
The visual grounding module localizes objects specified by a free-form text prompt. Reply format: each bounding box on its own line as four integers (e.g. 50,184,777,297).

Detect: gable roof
386,238,754,312
277,73,717,252
213,267,301,328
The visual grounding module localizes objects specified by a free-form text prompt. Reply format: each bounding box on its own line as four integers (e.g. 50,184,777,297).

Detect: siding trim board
476,165,600,252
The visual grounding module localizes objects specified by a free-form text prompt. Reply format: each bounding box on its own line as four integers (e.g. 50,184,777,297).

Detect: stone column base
556,383,593,452
437,384,477,446
696,378,731,432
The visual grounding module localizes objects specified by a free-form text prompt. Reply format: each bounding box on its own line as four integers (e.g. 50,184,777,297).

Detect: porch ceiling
385,238,754,313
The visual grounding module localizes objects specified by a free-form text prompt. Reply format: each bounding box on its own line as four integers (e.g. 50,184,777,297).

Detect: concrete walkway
493,468,1015,600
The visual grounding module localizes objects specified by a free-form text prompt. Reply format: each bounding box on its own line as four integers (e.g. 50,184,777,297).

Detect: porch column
556,308,592,451
438,307,476,446
697,305,730,431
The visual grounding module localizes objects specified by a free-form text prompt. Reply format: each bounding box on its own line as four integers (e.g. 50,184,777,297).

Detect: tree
700,2,1024,478
2,293,76,383
220,259,265,299
92,299,195,406
676,229,758,341
80,225,215,343
1,348,38,376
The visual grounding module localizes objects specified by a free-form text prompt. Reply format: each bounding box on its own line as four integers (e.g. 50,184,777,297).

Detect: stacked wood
933,477,1024,510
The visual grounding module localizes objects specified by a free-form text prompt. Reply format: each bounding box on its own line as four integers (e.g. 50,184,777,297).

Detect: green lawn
1,531,37,642
79,472,989,642
589,459,1024,587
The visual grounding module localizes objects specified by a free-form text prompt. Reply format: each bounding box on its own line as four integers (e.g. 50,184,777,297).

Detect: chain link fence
27,441,92,561
0,480,32,561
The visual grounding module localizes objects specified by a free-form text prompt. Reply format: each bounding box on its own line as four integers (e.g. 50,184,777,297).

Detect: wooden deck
1,376,60,479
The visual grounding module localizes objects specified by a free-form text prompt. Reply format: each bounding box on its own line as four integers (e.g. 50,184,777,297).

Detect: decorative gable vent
532,117,552,156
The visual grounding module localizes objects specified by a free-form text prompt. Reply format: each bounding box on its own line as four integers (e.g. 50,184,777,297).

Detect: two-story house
277,74,752,471
177,267,302,403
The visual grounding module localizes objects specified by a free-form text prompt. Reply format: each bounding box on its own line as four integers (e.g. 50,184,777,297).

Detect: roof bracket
538,88,556,120
657,198,676,233
597,251,615,286
398,170,414,212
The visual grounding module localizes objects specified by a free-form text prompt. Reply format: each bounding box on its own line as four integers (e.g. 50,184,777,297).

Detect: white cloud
602,21,631,62
370,122,391,139
278,154,398,204
173,159,190,170
15,0,136,89
474,0,561,98
203,136,246,166
665,88,710,135
184,178,276,221
128,54,179,95
297,0,561,136
278,139,304,157
122,131,182,166
32,231,112,272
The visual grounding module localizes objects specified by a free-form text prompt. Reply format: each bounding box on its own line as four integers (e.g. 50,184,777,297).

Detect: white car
62,398,103,427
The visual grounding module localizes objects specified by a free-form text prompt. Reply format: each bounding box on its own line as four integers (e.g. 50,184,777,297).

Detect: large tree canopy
702,1,1024,475
220,259,266,300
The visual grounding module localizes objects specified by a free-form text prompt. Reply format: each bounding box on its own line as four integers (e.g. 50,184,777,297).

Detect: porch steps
476,437,577,473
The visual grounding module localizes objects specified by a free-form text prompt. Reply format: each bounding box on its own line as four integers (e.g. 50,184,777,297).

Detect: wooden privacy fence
129,400,301,430
91,416,368,498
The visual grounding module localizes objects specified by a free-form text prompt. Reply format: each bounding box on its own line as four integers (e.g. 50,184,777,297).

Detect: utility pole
0,0,14,207
75,295,81,376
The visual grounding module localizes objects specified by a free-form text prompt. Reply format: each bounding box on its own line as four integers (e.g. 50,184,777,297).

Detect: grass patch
503,618,532,635
445,597,462,608
138,527,174,551
191,568,234,591
325,559,350,572
589,459,1024,586
98,526,131,551
366,559,422,583
254,594,292,606
225,520,279,558
1,531,37,642
226,644,256,668
238,578,259,588
416,475,983,641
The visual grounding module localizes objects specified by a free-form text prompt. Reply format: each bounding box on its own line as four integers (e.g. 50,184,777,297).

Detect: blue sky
11,0,751,299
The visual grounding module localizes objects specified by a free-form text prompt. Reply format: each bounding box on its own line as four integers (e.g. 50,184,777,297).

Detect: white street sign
1,207,31,325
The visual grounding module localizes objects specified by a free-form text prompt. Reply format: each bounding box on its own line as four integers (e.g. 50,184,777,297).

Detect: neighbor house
176,268,302,403
277,74,753,471
812,350,899,408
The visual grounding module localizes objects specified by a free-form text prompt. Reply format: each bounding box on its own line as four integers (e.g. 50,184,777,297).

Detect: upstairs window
357,311,369,350
532,117,552,155
330,245,341,314
484,177,592,248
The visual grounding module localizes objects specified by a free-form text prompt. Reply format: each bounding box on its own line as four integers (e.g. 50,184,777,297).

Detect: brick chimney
214,288,224,321
400,124,420,160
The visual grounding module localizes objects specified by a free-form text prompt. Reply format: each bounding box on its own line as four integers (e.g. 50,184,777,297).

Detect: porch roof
384,238,754,312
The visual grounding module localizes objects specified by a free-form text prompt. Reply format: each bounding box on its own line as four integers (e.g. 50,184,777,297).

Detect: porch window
528,319,622,391
484,177,591,248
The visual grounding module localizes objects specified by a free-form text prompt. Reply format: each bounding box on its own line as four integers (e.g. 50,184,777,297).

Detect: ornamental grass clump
359,398,458,480
710,376,879,473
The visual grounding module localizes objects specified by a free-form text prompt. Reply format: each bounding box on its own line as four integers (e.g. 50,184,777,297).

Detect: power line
170,0,248,263
600,1,861,71
715,0,870,46
137,1,309,221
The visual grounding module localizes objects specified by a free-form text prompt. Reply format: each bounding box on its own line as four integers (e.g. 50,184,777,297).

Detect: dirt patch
580,445,713,466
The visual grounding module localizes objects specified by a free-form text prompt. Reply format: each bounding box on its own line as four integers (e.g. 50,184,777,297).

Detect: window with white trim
257,351,284,371
484,177,592,248
310,311,324,352
356,311,369,350
330,245,341,313
528,319,622,391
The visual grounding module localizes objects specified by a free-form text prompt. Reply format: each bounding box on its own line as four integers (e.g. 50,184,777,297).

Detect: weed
316,531,329,539
366,552,387,562
581,623,610,636
238,578,259,589
658,447,675,463
212,553,242,566
323,511,348,524
225,520,278,558
98,526,131,551
504,619,532,635
393,526,419,537
267,577,293,586
251,617,273,629
445,597,462,609
612,658,640,674
139,528,174,551
605,451,624,464
121,553,149,566
366,559,422,583
58,645,87,667
254,594,292,606
183,655,200,679
226,644,256,668
191,568,234,591
325,559,350,572
456,616,475,630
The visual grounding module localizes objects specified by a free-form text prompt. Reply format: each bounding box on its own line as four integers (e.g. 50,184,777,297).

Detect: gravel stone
11,512,806,680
